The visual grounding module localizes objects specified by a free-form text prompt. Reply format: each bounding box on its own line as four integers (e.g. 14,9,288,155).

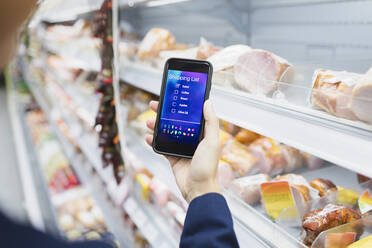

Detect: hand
145,99,221,203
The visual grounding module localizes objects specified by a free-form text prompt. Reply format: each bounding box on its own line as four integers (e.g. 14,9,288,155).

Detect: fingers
165,155,181,166
145,134,153,146
203,100,219,142
146,118,155,131
149,100,159,112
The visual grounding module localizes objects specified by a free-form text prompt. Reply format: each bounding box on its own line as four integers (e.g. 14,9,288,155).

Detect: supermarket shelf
21,58,135,248
225,191,305,248
119,62,372,178
123,196,178,248
6,70,61,234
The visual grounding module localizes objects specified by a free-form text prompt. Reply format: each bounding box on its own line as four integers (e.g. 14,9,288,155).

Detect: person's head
0,0,38,69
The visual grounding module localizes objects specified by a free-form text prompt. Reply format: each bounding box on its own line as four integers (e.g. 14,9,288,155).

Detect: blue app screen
158,69,208,146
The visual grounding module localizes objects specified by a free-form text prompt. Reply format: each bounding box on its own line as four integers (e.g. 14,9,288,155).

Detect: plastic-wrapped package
229,174,270,205
196,37,220,60
350,67,372,124
219,129,233,148
302,204,363,246
302,152,325,170
234,49,291,95
221,140,258,177
137,28,176,60
208,45,251,87
234,129,261,146
309,178,338,197
310,69,361,120
280,145,304,173
248,137,287,175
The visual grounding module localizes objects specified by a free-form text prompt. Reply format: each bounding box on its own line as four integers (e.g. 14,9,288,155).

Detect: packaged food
302,152,325,170
219,129,233,148
279,145,304,173
137,28,176,60
234,49,291,95
350,67,372,124
196,37,220,60
234,129,261,146
310,69,361,120
248,137,286,175
208,44,252,71
221,140,258,176
310,178,338,197
302,204,363,246
229,174,270,205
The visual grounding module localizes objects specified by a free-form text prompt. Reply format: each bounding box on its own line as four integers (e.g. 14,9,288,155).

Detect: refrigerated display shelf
123,196,178,248
21,58,136,248
7,69,62,234
119,62,372,179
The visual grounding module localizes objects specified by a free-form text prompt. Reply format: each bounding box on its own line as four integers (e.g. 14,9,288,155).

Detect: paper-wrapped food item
234,49,291,95
221,140,258,177
229,174,270,205
137,28,176,60
248,137,287,175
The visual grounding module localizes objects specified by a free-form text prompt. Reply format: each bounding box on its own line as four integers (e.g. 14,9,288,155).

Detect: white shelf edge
6,73,45,231
119,63,372,179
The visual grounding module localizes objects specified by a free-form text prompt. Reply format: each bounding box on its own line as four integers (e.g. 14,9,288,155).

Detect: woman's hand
145,99,221,203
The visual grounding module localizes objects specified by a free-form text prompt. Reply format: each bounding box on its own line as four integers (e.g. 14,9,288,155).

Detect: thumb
203,99,219,142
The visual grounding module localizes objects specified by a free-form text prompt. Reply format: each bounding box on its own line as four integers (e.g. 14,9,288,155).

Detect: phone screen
153,59,212,158
158,69,207,145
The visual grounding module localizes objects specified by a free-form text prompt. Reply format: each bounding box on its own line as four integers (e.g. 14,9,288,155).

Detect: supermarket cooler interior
1,0,372,247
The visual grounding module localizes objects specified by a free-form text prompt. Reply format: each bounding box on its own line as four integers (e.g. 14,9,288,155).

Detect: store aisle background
0,75,28,223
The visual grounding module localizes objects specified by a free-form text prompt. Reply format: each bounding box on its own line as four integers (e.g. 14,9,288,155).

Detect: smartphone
152,58,213,158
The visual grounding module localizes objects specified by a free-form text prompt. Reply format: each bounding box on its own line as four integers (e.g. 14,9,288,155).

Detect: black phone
152,58,213,158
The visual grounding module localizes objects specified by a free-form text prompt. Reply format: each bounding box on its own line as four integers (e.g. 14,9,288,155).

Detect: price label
358,189,372,214
325,232,356,248
260,181,297,219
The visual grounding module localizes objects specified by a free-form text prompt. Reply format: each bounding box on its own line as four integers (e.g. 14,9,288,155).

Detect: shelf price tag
260,181,297,220
325,232,356,248
358,189,372,214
